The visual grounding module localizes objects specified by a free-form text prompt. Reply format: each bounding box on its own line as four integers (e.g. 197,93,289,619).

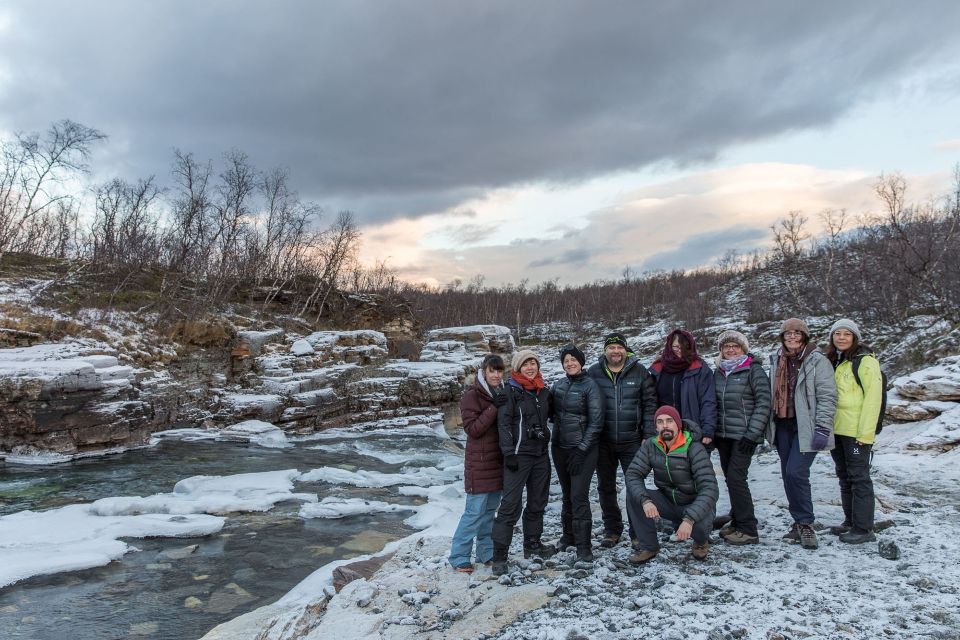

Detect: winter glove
811,425,830,451
492,390,508,408
736,438,758,455
504,454,520,472
566,449,586,476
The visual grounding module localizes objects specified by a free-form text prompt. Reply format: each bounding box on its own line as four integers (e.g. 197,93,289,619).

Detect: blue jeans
774,418,818,524
449,490,502,567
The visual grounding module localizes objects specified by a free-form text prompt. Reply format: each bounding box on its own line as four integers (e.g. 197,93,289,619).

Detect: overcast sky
2,1,959,285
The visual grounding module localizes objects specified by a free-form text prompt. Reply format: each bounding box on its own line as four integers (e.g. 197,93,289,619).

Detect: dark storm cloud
641,226,768,272
2,1,959,222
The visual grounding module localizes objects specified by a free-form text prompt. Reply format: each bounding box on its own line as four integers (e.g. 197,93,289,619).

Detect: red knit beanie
654,405,682,427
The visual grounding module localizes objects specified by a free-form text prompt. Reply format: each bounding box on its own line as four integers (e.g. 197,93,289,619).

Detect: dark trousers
627,489,713,552
774,418,818,524
715,437,758,536
830,435,875,532
492,452,551,550
595,438,641,539
552,445,599,546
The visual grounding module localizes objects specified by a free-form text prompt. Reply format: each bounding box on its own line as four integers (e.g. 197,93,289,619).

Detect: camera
526,425,547,440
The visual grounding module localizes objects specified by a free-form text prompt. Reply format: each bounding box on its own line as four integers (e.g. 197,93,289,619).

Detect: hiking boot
628,549,658,564
829,521,853,536
691,541,710,560
556,534,575,550
523,542,556,559
713,514,732,530
781,523,800,543
491,559,508,576
718,524,736,538
600,532,621,548
839,529,877,544
723,530,759,546
798,523,818,550
453,564,473,574
576,545,595,562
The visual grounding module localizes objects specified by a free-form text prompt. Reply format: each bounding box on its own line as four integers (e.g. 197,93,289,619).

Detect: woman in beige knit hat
764,318,837,551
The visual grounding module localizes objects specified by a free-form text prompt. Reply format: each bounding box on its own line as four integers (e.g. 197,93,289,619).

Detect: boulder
893,356,960,402
421,325,514,365
886,390,957,421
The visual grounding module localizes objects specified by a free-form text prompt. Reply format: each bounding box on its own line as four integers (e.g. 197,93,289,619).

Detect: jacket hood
682,418,703,441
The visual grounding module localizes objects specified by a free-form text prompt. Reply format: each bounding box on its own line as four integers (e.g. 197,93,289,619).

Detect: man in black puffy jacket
625,406,718,563
587,332,658,548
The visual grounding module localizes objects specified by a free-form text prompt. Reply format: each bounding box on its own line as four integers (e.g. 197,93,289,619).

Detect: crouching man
625,406,718,563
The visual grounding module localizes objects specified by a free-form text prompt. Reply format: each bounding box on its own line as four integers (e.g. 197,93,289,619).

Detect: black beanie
603,332,629,350
559,343,586,367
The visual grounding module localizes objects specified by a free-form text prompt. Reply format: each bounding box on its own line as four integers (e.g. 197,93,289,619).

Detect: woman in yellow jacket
826,318,883,544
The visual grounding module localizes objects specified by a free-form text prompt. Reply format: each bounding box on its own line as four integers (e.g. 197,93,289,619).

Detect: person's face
671,336,683,357
721,342,744,359
832,329,855,352
562,354,582,376
519,358,539,380
484,366,503,387
604,343,626,365
656,414,679,442
782,330,805,350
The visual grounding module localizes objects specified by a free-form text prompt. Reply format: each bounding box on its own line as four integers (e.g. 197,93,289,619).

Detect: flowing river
0,427,462,640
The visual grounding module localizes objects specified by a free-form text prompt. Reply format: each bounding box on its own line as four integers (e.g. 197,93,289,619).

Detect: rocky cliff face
0,343,163,454
0,324,516,457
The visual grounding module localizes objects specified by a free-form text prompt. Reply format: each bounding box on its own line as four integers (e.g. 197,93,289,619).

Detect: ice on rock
220,419,290,448
290,339,315,356
91,469,316,516
0,505,224,588
299,465,461,487
298,497,416,519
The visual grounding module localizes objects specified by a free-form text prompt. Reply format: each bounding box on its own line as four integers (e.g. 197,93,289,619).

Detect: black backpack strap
851,352,879,391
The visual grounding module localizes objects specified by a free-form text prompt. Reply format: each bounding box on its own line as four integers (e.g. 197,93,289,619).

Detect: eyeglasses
783,331,804,338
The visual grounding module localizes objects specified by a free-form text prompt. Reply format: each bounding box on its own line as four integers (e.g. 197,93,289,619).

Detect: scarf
511,370,545,392
660,328,698,374
656,429,688,453
719,354,750,376
773,343,815,418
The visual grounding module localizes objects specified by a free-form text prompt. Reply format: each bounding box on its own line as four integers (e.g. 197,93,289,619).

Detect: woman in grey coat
713,330,771,545
764,318,837,550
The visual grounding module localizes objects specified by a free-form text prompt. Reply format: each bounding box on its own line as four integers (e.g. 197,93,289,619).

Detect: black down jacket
714,355,771,442
498,379,552,457
625,420,718,524
549,372,604,451
586,355,658,444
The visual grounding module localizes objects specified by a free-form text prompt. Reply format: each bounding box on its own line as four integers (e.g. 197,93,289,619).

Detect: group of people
448,318,884,576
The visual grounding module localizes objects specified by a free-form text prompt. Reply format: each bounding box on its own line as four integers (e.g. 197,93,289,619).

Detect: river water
0,431,461,640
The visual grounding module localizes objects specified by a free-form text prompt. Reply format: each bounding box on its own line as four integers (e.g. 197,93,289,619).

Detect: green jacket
833,354,883,444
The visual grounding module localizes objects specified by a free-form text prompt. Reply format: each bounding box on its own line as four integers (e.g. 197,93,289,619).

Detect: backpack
850,353,888,434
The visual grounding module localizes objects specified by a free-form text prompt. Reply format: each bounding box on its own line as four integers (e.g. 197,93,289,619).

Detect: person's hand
643,501,659,519
811,425,830,451
504,454,519,472
736,438,758,455
701,436,713,446
492,391,508,408
566,449,585,476
676,520,693,541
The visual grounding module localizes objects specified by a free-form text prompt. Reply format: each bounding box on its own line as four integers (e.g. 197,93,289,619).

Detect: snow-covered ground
199,412,960,640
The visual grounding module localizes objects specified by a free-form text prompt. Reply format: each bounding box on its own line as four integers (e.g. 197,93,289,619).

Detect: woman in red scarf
649,329,717,445
490,349,554,575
